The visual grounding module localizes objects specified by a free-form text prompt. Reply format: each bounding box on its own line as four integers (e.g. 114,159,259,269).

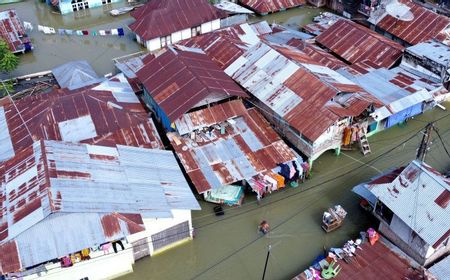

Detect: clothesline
24,21,125,37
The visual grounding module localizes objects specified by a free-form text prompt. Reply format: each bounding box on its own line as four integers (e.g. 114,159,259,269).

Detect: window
151,221,190,251
375,201,394,224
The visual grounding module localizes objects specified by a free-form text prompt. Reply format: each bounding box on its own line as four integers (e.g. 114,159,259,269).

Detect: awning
352,184,377,207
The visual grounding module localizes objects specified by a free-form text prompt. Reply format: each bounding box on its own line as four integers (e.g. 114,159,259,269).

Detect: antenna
385,0,415,21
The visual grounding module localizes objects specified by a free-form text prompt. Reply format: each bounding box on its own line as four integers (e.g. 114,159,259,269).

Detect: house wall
250,98,344,162
58,0,122,15
22,248,135,280
402,53,447,81
20,210,193,280
142,19,221,52
377,214,449,266
142,88,173,131
127,209,194,255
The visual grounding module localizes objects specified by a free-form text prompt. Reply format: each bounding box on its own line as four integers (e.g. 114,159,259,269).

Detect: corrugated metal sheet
0,140,199,274
225,42,371,141
240,0,306,14
406,40,450,66
169,100,297,193
0,9,30,53
0,75,163,162
371,0,450,45
429,254,450,280
136,48,248,122
286,39,345,70
129,0,227,41
366,160,450,248
0,107,14,162
346,66,437,121
315,19,404,68
295,241,421,280
52,60,103,90
215,1,254,14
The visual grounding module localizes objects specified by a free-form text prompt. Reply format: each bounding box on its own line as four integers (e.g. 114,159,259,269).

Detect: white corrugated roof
367,160,450,247
429,254,450,280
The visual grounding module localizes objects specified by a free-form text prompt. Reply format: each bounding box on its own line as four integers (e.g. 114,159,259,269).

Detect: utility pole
262,245,271,280
416,123,434,162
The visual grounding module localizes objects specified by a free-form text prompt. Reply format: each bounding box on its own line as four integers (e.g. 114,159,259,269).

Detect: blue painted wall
142,89,174,132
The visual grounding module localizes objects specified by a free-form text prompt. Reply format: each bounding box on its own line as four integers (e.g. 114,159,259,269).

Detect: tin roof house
239,0,306,15
368,0,450,47
0,140,200,279
0,70,201,279
0,9,32,53
135,47,248,132
0,73,163,162
46,0,123,15
129,0,228,52
402,40,450,88
338,65,448,136
315,19,405,69
224,41,379,163
352,160,450,266
167,99,301,205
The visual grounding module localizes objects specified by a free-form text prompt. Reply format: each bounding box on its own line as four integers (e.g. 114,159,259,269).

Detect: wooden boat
109,6,134,16
322,205,347,233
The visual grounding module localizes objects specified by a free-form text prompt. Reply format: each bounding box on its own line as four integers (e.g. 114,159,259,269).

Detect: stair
359,128,371,156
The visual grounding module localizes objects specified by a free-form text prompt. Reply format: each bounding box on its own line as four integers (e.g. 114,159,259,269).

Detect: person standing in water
259,220,270,234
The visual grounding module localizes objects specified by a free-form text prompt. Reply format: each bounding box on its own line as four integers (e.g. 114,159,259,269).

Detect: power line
433,127,450,160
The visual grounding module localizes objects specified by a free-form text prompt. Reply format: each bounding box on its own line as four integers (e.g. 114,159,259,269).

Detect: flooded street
1,0,144,78
120,104,450,280
1,2,326,78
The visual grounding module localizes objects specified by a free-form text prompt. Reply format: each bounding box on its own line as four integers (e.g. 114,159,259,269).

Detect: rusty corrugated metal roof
240,0,306,14
286,39,347,70
0,9,29,53
178,22,266,70
225,42,373,141
129,0,227,41
373,0,450,46
136,48,248,122
169,100,297,193
316,19,404,68
0,140,199,274
0,74,163,162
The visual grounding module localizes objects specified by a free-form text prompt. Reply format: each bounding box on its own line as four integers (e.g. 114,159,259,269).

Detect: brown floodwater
1,0,144,78
1,2,327,78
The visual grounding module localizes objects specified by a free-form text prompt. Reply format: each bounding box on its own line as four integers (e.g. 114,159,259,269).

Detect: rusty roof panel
169,100,297,193
225,42,373,141
240,0,306,14
0,140,199,273
316,20,404,68
129,0,227,41
0,9,30,53
0,75,163,162
373,0,450,45
137,48,248,123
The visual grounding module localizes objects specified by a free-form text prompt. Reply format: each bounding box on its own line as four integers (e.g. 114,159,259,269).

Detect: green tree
0,39,19,97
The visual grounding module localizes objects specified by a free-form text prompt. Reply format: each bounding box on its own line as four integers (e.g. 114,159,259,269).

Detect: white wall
201,21,213,34
127,209,193,255
211,19,221,31
147,37,162,52
181,28,191,40
23,249,135,280
171,31,182,44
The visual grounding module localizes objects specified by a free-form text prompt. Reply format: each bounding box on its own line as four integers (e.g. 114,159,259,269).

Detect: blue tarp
386,102,423,128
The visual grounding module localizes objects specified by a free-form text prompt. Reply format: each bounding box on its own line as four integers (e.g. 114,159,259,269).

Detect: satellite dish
385,0,414,21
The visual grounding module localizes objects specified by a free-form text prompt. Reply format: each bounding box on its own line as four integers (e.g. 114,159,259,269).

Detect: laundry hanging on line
35,23,125,37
